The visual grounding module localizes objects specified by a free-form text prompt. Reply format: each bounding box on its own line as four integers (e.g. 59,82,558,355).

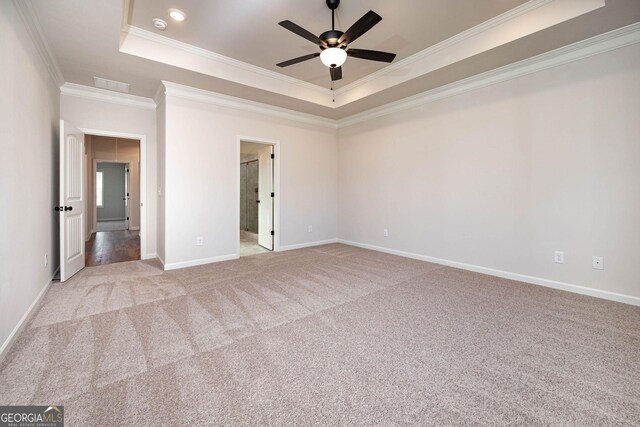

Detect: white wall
338,43,640,301
161,92,338,268
0,2,60,354
60,94,157,258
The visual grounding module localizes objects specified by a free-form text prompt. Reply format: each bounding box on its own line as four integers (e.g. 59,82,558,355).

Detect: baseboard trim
337,239,640,307
157,254,165,269
0,267,58,364
97,218,126,222
163,254,239,271
141,252,157,261
279,238,339,252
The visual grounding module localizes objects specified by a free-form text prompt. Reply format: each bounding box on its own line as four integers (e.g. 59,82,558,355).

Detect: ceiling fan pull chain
331,80,335,102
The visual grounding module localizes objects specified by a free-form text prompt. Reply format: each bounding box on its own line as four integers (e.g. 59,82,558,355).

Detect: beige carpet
0,244,638,425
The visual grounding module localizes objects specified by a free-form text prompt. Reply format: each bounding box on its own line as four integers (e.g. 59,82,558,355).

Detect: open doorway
85,135,141,266
96,162,128,231
240,140,275,256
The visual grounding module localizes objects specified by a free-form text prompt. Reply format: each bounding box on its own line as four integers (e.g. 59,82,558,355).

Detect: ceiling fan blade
338,11,382,45
330,66,343,81
278,20,326,46
347,48,396,63
276,53,320,68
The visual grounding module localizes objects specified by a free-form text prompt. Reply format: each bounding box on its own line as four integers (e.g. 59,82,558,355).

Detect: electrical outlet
308,225,313,233
554,251,564,264
592,256,604,270
383,229,389,237
44,253,48,267
196,237,204,246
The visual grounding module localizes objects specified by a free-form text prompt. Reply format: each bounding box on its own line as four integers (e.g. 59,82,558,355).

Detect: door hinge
270,230,274,236
271,192,274,197
270,153,274,159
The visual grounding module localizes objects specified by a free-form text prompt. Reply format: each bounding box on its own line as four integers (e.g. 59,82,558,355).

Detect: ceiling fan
276,0,396,85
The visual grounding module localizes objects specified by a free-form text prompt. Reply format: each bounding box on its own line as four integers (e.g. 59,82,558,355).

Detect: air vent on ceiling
93,77,130,93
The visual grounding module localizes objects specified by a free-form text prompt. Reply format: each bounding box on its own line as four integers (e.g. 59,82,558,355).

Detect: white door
124,164,130,230
258,145,274,250
59,120,85,282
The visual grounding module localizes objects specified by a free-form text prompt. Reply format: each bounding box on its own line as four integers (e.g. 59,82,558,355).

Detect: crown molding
153,83,166,106
161,81,338,129
59,22,640,130
122,25,323,91
60,83,157,110
337,22,640,129
12,0,64,87
335,0,553,97
120,0,602,110
333,0,604,107
120,24,333,107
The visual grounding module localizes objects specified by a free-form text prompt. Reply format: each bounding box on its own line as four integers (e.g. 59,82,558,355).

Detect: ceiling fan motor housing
320,30,345,48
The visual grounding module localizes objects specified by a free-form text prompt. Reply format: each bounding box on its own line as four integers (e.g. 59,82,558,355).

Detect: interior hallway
85,230,140,266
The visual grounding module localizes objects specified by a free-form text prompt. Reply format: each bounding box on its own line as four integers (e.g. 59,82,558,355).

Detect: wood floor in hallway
85,230,140,266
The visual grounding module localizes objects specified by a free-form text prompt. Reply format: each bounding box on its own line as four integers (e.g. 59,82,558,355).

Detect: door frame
81,128,148,259
93,159,131,231
236,136,280,256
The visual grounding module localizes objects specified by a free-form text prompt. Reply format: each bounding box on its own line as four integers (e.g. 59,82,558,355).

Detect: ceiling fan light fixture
168,8,187,22
320,47,347,68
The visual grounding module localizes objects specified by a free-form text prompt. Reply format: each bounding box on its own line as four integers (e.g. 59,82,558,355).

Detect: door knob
54,206,63,211
256,200,260,203
64,206,73,211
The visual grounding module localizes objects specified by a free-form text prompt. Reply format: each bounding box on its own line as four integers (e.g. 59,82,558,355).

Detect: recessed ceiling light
152,18,167,30
168,8,187,22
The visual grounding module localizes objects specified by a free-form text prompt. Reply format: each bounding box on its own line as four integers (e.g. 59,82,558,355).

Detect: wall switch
308,225,313,233
44,253,48,267
592,256,604,270
196,237,204,246
383,229,389,237
554,251,564,264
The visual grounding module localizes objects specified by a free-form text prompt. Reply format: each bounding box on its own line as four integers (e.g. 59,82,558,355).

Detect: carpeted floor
0,244,638,425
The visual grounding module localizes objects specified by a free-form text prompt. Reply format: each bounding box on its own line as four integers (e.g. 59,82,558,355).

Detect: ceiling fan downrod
327,0,339,31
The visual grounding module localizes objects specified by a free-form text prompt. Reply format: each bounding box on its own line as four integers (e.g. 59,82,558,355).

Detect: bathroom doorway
239,140,275,256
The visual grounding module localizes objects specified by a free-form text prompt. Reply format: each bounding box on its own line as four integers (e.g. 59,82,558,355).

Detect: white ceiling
29,0,640,119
